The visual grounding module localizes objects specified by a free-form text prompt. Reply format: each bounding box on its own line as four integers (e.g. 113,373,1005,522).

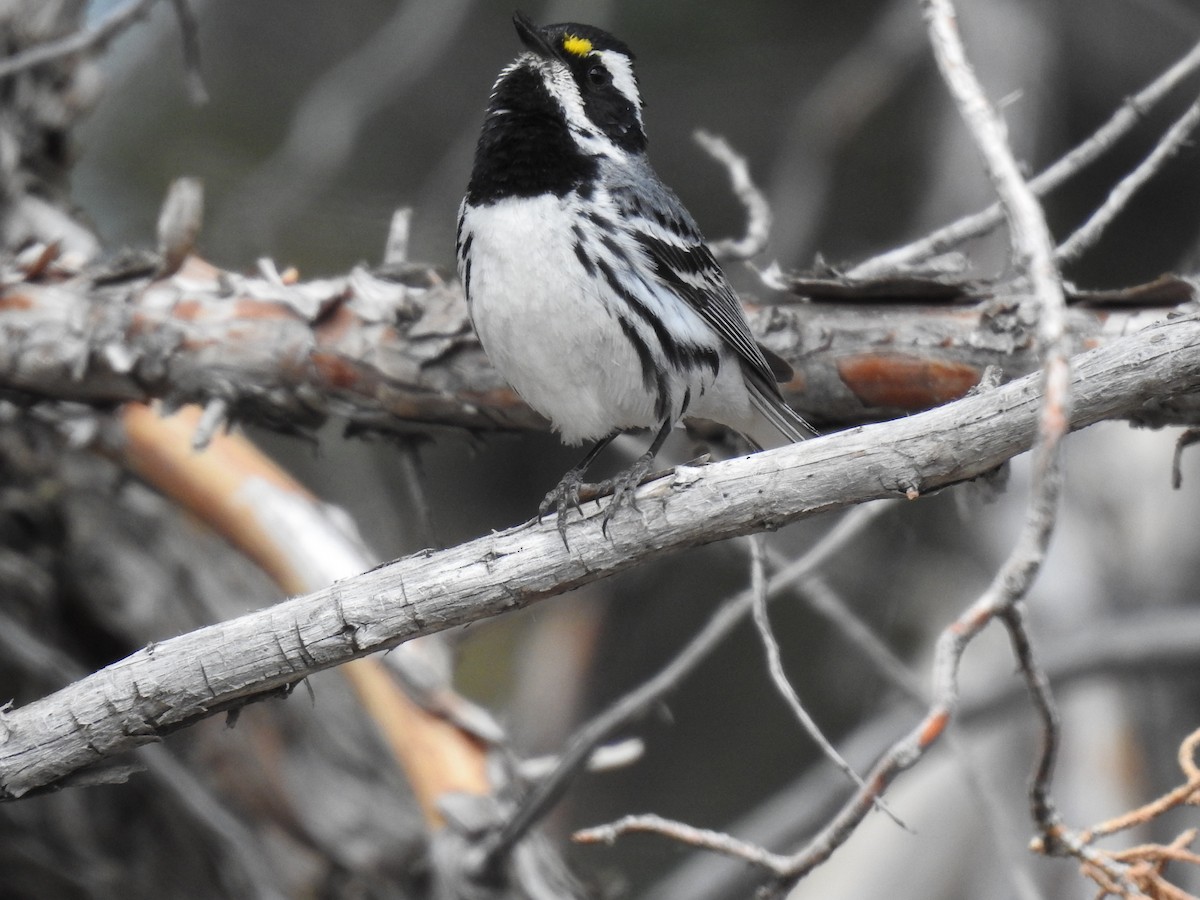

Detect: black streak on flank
571,233,596,277
676,343,720,378
617,315,669,422
586,210,615,234
599,232,628,266
595,256,679,366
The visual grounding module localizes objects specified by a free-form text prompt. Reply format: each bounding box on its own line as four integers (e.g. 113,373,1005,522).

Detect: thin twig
472,503,892,873
747,536,903,826
694,130,773,260
0,0,161,79
850,37,1200,278
1057,97,1200,262
739,0,1075,886
774,565,926,704
394,439,440,549
768,548,1040,896
921,0,1071,849
1084,728,1200,842
1172,429,1200,489
574,814,793,872
761,544,1040,897
646,607,1200,900
999,602,1062,841
167,0,209,105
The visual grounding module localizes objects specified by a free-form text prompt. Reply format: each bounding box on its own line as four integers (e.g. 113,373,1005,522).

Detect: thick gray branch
1,261,1196,432
1,312,1198,799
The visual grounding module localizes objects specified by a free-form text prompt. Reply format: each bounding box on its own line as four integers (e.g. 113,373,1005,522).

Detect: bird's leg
540,432,619,541
598,419,675,536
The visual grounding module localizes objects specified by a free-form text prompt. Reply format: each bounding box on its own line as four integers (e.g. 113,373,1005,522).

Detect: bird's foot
596,452,657,537
539,466,590,546
540,452,683,544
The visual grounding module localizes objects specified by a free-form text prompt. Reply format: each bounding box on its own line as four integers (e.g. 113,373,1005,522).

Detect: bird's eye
586,64,611,88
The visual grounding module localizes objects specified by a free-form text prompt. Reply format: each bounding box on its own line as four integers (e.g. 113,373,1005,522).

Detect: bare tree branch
1056,96,1200,263
0,0,160,80
0,313,1196,800
694,130,773,261
747,535,897,822
471,504,890,873
916,0,1072,869
1,256,1196,436
849,37,1200,278
647,607,1200,900
575,814,793,871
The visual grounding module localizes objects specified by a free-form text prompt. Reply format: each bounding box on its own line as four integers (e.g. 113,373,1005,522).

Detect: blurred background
9,0,1200,897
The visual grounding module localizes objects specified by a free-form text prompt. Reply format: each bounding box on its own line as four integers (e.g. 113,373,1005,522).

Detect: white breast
459,193,765,448
459,194,660,445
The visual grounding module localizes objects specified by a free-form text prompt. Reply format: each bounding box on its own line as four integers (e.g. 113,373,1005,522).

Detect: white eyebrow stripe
595,49,643,124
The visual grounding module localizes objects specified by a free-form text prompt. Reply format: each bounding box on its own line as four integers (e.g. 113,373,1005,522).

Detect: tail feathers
745,374,816,450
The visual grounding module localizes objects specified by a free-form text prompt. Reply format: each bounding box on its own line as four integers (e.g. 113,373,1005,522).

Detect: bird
456,12,813,536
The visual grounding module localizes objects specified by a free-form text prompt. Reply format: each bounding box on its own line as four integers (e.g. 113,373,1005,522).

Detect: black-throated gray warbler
457,13,813,532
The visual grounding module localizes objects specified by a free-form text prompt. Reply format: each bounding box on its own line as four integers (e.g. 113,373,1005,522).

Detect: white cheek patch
595,50,643,126
540,59,596,132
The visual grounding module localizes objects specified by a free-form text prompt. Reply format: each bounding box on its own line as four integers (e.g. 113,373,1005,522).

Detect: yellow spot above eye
562,34,593,57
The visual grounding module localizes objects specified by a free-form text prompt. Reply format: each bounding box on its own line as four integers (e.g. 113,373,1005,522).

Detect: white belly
461,195,661,444
459,194,760,446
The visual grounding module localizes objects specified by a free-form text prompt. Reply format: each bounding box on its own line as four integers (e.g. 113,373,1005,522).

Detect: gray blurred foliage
3,0,1200,898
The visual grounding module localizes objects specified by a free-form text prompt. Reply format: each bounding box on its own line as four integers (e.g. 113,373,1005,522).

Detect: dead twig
1049,728,1200,899
167,0,208,104
1057,97,1200,263
920,0,1072,860
850,37,1200,278
694,130,773,261
0,0,160,79
747,535,902,825
472,504,891,874
575,814,793,872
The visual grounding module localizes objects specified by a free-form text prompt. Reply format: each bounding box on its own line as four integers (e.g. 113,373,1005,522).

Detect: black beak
513,11,555,58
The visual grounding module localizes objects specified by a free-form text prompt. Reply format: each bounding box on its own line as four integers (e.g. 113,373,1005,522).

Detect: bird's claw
540,467,587,547
598,455,655,536
540,453,661,545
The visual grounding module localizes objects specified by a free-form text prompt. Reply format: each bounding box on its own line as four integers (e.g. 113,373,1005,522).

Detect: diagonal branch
2,256,1197,437
849,37,1200,278
918,0,1071,859
0,0,160,80
1056,95,1200,263
0,313,1197,800
474,503,890,871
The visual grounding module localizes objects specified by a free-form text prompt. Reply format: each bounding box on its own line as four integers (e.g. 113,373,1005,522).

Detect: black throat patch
466,65,600,205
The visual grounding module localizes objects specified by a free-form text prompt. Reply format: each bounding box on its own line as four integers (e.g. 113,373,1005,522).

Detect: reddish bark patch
919,709,950,747
170,298,206,321
311,351,363,389
312,301,358,342
0,292,34,310
836,353,981,410
232,298,299,321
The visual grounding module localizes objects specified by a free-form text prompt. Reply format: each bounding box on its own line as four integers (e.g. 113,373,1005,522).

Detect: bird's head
495,12,647,156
